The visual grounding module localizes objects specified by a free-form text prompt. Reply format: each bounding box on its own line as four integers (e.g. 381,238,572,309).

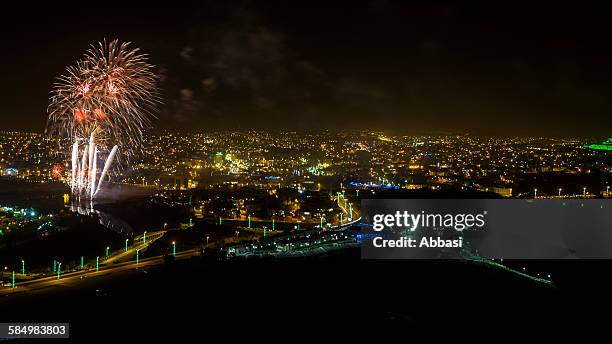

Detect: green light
585,139,612,151
340,213,343,224
320,217,323,228
248,215,251,228
356,190,360,197
53,260,56,273
125,239,129,252
136,250,139,265
272,219,275,231
57,263,61,280
189,218,193,226
586,144,612,151
350,204,353,219
172,241,176,257
264,227,266,237
105,246,109,257
21,260,24,275
12,270,15,289
219,217,222,225
96,256,99,272
80,256,84,269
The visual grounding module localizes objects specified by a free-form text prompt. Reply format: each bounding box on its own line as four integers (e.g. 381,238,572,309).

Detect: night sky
1,1,612,136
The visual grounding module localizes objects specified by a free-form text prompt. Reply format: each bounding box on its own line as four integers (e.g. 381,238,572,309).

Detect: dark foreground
0,249,608,341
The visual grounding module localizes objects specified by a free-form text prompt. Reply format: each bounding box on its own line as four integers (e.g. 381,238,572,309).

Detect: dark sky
1,1,612,137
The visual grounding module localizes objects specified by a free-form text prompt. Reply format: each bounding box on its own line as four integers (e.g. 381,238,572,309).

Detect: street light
248,215,251,228
172,241,176,257
80,256,84,269
144,231,147,244
125,239,129,252
558,188,562,197
583,187,587,196
105,246,110,257
96,256,99,272
21,260,24,275
206,236,210,245
57,262,61,280
534,188,538,199
136,249,140,265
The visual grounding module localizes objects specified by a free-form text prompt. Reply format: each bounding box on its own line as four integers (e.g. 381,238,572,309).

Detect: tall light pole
558,188,562,197
144,231,147,244
136,249,139,265
96,256,99,272
105,246,110,257
57,262,61,280
21,260,24,275
349,204,353,219
12,270,15,289
80,256,84,269
125,239,129,252
248,215,251,228
206,236,210,245
534,188,538,199
53,259,56,273
172,241,176,257
583,187,587,196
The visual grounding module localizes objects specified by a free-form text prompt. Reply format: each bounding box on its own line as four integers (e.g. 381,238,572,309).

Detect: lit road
0,248,201,297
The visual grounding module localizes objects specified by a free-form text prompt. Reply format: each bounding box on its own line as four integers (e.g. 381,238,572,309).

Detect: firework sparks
47,39,159,198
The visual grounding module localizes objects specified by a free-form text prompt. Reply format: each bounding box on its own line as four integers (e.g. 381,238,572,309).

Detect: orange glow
73,108,88,122
52,164,63,178
93,108,107,120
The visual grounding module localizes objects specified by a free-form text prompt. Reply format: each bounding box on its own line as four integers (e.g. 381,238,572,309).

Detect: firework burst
47,39,160,198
